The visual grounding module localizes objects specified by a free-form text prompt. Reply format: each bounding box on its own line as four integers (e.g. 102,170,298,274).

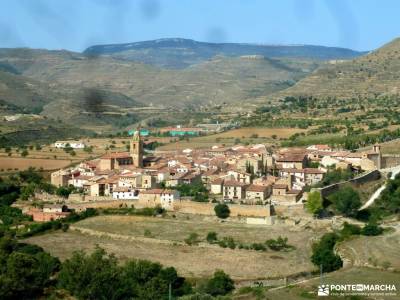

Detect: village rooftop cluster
34,129,385,223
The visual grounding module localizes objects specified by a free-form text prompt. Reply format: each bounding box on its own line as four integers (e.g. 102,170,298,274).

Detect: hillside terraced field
24,214,322,280
157,127,307,150
0,157,72,171
337,225,400,270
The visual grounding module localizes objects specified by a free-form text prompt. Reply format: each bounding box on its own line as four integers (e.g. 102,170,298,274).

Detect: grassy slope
0,48,318,110
273,38,400,101
24,214,320,280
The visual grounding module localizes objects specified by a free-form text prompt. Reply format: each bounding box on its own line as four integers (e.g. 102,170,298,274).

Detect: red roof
211,178,224,184
273,184,288,189
277,153,306,162
246,184,268,192
224,180,248,187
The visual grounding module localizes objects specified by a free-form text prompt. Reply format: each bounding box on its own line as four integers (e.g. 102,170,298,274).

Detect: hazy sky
1,0,399,52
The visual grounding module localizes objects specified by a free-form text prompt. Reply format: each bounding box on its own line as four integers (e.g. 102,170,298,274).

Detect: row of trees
284,127,400,150
206,232,294,252
0,235,235,300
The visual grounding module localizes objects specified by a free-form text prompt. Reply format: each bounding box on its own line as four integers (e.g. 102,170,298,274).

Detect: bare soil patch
0,157,71,171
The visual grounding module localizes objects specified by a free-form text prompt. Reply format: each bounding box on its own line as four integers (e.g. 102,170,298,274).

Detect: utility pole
320,264,323,285
169,282,172,300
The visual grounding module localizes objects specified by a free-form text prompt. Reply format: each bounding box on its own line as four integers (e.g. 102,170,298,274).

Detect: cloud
139,0,161,20
324,0,359,49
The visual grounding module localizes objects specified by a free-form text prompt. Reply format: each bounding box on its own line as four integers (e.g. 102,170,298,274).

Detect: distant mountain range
3,37,393,133
84,38,366,69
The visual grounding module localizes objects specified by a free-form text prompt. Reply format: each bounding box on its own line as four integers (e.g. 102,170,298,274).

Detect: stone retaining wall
315,169,381,198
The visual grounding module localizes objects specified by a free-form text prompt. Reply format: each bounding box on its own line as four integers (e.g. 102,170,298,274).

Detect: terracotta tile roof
276,153,306,162
224,180,248,187
246,184,268,192
273,184,288,189
211,178,224,184
330,151,351,158
303,168,326,174
162,189,177,194
141,189,164,194
346,152,363,158
73,175,92,180
281,168,304,173
182,173,198,180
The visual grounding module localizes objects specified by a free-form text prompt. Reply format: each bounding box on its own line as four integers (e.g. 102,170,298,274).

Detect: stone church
99,130,143,171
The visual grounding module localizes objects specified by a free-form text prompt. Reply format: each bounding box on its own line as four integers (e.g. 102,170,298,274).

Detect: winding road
359,165,400,210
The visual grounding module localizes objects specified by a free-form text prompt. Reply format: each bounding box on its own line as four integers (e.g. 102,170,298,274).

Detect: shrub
340,222,361,239
218,240,227,248
265,236,294,251
184,233,199,246
223,237,236,249
203,270,234,296
61,223,69,232
206,231,218,244
361,223,383,236
21,149,29,157
251,243,266,251
214,203,230,219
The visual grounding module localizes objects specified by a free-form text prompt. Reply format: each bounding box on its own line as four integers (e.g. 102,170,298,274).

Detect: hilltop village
41,129,385,223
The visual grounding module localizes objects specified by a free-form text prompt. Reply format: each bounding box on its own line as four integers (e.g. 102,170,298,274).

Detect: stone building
223,180,248,200
130,129,143,167
98,129,144,171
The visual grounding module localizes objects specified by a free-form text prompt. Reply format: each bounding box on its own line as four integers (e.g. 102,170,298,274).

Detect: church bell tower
130,128,143,167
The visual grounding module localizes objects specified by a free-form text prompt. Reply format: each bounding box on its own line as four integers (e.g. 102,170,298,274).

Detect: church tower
130,129,143,167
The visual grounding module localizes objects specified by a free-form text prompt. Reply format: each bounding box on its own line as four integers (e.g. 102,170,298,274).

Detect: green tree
311,233,342,272
56,186,75,198
58,247,122,300
306,191,323,215
214,203,230,219
18,167,43,184
0,239,59,300
329,186,361,217
203,270,235,296
20,183,36,200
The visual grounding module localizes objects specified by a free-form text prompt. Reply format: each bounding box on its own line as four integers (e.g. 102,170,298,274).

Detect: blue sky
0,0,399,52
